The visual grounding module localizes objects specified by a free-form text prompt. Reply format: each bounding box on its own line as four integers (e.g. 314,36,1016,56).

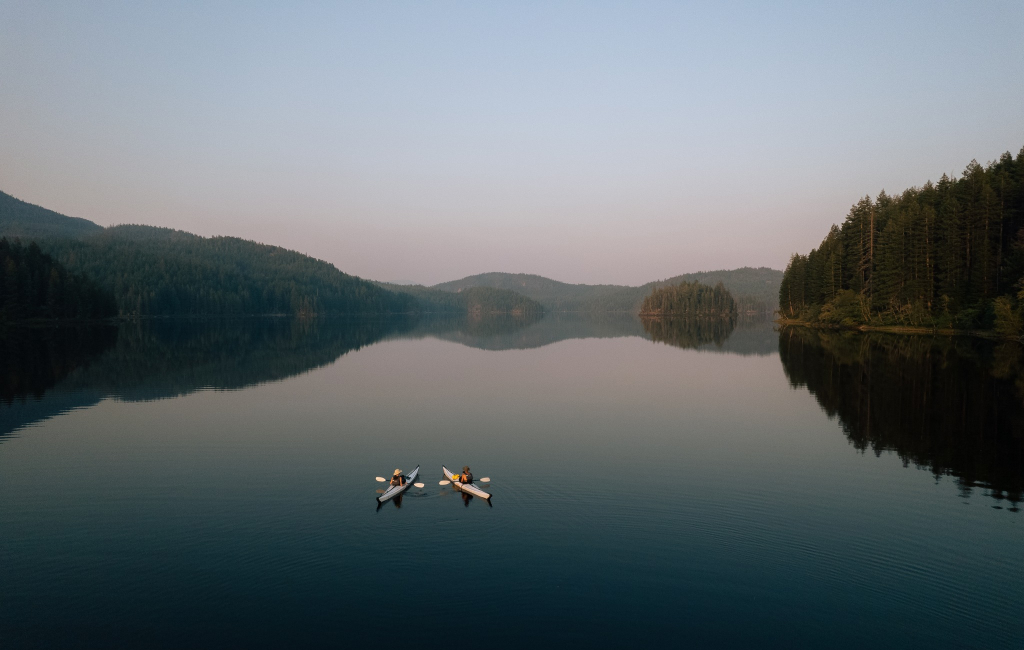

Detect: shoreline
774,317,1022,342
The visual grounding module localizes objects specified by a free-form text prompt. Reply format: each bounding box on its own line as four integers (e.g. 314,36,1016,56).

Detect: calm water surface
0,316,1021,648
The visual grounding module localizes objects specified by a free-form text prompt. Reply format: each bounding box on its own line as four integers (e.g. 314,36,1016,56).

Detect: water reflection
1,313,777,439
779,326,1024,508
641,315,736,349
1,325,118,404
412,312,776,355
376,493,406,511
0,317,416,438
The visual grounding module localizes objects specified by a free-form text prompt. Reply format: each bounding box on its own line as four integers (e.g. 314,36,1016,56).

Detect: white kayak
442,465,491,500
378,465,419,503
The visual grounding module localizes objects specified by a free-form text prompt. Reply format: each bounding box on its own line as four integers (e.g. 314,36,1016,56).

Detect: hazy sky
2,1,1022,285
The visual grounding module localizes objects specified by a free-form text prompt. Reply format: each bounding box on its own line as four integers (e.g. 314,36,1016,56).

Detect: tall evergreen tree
780,147,1024,332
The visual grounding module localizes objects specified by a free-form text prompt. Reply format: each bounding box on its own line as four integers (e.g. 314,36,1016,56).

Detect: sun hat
394,469,402,476
462,466,470,472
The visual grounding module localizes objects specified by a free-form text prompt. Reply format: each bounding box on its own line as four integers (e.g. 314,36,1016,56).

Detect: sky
1,1,1023,286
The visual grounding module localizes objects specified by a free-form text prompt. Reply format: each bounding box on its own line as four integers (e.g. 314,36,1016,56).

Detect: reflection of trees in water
641,316,736,349
64,317,416,400
779,327,1024,508
398,312,546,350
2,313,774,439
1,325,118,404
0,317,416,437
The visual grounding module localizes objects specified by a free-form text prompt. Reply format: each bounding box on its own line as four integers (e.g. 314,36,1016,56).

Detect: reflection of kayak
442,465,491,500
378,465,419,503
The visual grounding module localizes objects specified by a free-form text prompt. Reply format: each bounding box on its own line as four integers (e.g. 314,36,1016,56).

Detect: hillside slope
432,268,782,313
0,191,103,239
0,192,412,316
378,282,543,315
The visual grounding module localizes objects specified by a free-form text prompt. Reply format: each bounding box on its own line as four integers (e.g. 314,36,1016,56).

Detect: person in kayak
390,469,407,487
458,466,473,484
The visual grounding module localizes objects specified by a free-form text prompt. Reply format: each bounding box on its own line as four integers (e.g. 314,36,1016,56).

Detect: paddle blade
439,480,451,485
375,489,385,494
375,477,386,482
479,477,491,482
413,482,425,488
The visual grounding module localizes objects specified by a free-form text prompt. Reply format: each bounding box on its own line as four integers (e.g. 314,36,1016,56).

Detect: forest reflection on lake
641,314,736,349
3,316,1021,509
0,313,777,439
779,326,1024,509
1,314,1022,648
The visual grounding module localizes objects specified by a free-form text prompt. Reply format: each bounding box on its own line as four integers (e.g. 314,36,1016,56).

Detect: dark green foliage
1,227,415,317
779,327,1024,505
431,267,782,313
649,268,781,313
44,226,417,316
378,283,543,315
0,192,417,316
780,147,1024,331
0,237,117,321
639,281,737,317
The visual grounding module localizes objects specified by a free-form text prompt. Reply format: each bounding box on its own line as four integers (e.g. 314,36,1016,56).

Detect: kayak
442,465,491,500
378,465,419,503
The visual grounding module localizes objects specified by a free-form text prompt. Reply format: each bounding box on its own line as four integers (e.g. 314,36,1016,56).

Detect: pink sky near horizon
2,2,1022,286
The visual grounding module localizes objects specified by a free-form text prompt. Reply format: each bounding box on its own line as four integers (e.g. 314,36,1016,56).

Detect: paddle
375,477,424,488
440,477,491,485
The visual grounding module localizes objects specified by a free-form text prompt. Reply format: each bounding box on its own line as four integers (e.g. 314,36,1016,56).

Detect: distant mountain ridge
0,190,412,316
431,267,782,313
2,188,780,316
376,282,544,315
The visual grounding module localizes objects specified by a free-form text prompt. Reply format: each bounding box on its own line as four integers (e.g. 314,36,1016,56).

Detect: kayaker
390,469,407,487
459,466,473,484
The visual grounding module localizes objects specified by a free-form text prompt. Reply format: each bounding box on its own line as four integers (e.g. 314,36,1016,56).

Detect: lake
1,315,1021,648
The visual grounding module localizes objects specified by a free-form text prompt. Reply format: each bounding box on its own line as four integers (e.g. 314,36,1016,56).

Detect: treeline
640,281,737,317
32,226,416,317
780,148,1024,332
648,268,779,314
1,238,117,321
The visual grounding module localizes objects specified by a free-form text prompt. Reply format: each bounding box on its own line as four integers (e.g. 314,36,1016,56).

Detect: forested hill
377,283,544,315
640,281,737,317
0,191,103,239
652,268,780,313
432,273,625,308
0,191,413,316
779,147,1024,333
1,237,117,321
431,268,781,313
